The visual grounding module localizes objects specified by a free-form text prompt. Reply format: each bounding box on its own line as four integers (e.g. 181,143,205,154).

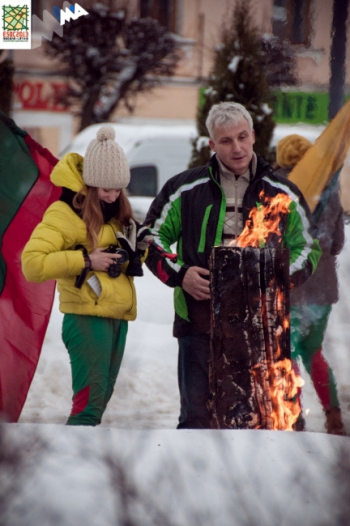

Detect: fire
252,358,305,431
255,292,303,431
234,190,292,248
256,284,303,431
230,191,303,430
267,358,305,431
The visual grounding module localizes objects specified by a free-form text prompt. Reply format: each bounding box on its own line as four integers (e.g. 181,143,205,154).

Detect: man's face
209,119,255,175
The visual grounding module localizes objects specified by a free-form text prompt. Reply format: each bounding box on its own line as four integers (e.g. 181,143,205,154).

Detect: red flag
0,113,60,422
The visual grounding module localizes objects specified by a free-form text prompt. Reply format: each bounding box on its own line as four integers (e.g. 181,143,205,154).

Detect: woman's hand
89,248,122,272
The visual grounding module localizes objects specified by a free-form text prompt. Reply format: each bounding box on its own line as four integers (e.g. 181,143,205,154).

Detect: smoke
290,304,326,345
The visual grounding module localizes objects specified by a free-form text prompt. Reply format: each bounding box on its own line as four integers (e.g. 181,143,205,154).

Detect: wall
5,0,350,150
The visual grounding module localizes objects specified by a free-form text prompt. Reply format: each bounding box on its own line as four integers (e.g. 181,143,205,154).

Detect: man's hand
182,266,210,301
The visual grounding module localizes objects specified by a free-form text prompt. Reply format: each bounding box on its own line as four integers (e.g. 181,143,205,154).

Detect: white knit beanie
83,125,130,189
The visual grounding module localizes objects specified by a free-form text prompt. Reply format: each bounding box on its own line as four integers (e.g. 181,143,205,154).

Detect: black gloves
116,219,153,277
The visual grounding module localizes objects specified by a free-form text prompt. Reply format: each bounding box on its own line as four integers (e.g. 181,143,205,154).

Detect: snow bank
3,424,350,526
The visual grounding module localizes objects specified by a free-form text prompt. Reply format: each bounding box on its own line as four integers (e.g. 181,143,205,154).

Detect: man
145,102,321,429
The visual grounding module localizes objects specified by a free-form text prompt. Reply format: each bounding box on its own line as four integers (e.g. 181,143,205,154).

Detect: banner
0,111,60,421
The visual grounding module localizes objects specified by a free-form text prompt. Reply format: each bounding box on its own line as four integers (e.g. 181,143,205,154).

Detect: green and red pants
290,304,339,410
62,313,128,426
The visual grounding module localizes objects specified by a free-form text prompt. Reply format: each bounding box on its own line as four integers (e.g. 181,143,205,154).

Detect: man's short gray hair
206,102,253,138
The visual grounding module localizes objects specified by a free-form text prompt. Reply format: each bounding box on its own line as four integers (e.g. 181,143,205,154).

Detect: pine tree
45,4,181,131
261,35,297,89
189,1,296,168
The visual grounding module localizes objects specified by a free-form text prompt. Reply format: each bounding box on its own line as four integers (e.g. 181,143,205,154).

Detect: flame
224,190,303,430
230,190,299,429
268,358,305,431
260,285,302,431
234,190,292,248
252,358,304,431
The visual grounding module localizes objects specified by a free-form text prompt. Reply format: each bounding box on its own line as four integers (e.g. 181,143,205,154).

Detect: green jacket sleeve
283,199,322,288
145,180,189,287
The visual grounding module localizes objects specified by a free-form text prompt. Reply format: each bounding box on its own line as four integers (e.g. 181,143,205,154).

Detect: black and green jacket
145,154,322,337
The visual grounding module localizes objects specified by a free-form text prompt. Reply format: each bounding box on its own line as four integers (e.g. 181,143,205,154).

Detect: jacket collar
208,153,258,182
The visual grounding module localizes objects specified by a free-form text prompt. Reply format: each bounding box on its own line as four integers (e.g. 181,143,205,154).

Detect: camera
74,244,129,288
104,245,129,278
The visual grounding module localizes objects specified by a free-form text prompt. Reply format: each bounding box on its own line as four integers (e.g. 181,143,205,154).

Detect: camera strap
74,244,90,289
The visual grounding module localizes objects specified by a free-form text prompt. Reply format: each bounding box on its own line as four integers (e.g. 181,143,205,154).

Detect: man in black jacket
145,102,321,429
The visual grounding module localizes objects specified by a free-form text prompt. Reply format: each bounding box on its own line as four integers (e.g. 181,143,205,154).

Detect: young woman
22,125,149,426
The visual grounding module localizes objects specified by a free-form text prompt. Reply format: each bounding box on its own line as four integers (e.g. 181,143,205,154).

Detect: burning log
209,246,302,431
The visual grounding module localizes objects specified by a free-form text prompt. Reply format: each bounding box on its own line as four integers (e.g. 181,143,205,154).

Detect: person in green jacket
145,102,322,429
22,125,150,426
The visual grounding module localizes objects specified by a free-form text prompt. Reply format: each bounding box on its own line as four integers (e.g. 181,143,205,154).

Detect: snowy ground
3,424,350,526
4,122,350,525
19,225,350,435
9,222,350,526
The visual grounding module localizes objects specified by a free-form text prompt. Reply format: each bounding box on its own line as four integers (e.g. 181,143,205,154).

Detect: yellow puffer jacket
22,153,138,321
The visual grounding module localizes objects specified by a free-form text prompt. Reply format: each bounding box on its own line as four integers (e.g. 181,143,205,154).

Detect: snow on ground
9,229,350,525
5,122,350,525
3,424,350,526
19,225,350,434
19,264,179,429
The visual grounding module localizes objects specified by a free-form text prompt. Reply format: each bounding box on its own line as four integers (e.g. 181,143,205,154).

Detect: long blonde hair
73,187,133,250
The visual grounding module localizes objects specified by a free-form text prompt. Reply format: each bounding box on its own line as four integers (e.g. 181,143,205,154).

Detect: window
128,165,158,197
272,0,311,46
140,0,177,32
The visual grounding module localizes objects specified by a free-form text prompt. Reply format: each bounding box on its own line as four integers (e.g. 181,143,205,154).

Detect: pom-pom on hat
83,125,130,189
276,134,313,168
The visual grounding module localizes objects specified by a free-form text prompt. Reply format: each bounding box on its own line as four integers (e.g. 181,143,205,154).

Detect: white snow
3,122,350,525
204,86,218,98
3,425,350,525
261,102,273,115
10,224,350,525
94,63,138,119
228,55,242,73
196,135,210,152
19,226,350,433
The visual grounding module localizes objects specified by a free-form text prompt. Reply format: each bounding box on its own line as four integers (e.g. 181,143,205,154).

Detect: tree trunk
78,87,101,131
209,246,291,430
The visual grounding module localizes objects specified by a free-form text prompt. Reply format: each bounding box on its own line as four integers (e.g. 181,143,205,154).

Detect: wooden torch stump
209,247,291,430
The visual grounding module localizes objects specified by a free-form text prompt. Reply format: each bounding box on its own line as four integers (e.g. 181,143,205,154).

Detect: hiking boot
325,407,346,436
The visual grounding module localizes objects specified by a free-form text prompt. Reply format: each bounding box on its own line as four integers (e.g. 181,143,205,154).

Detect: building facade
5,0,350,155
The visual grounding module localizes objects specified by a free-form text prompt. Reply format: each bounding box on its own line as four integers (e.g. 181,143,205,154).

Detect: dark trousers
177,334,211,429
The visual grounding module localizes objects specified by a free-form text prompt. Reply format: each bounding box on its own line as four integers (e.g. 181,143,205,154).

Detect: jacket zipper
208,165,226,246
235,177,239,240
